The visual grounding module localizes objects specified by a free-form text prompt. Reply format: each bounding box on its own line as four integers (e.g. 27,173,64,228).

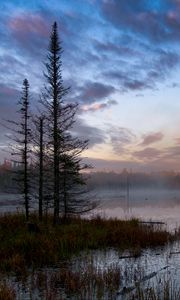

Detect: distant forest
88,170,180,190
1,166,180,192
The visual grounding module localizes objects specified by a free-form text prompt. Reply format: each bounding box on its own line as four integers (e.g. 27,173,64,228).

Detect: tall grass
131,280,180,300
2,264,180,300
0,213,177,274
0,281,15,300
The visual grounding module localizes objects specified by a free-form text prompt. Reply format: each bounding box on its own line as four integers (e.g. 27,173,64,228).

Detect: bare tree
32,115,46,220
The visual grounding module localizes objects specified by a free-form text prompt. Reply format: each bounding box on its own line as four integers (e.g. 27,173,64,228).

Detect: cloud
0,83,21,160
133,147,163,160
141,132,164,146
136,93,144,97
100,0,180,43
102,49,180,92
78,81,116,104
164,145,180,158
131,143,180,169
103,70,155,92
107,126,136,154
9,13,49,38
71,118,106,147
8,13,50,58
85,153,180,172
175,137,180,144
81,99,117,112
84,157,145,172
94,39,141,57
0,82,38,121
123,79,153,91
0,84,19,111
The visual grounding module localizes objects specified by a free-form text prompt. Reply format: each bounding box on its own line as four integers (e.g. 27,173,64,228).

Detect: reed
0,213,177,274
0,281,15,300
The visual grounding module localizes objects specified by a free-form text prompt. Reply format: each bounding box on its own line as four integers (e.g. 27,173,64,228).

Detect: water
2,189,180,228
1,189,180,298
5,241,180,299
73,241,180,298
0,193,23,213
94,188,180,231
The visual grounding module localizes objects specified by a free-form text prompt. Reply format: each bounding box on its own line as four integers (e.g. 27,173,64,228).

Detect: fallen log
140,221,165,225
117,265,169,296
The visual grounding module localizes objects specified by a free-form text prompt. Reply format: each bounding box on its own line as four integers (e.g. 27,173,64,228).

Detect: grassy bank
0,213,177,275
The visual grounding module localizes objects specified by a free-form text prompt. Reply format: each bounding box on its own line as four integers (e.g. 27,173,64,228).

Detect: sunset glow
1,0,180,171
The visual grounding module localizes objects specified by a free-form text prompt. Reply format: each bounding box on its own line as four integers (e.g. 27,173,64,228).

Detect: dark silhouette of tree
42,22,77,224
40,22,97,223
22,79,31,220
32,115,46,220
8,79,32,220
60,151,95,220
44,22,64,223
38,116,44,220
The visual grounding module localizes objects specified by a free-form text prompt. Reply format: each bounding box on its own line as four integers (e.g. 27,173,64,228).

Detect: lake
94,188,180,231
1,189,180,230
1,189,180,298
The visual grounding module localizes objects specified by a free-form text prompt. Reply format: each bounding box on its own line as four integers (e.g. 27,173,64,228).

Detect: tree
9,79,32,220
60,153,95,220
32,115,46,220
40,22,97,223
42,22,77,223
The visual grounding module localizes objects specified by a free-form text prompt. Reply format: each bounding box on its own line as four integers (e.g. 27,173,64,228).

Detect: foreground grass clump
130,280,180,300
0,281,15,300
29,262,121,299
0,213,174,274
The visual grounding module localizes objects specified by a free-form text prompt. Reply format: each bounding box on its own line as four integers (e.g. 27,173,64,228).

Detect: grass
29,270,180,300
34,262,122,299
0,213,180,299
130,280,180,300
0,212,177,275
0,281,15,300
1,264,180,299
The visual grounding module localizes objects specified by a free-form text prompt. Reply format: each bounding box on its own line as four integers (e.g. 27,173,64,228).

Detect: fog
90,188,180,230
1,169,180,229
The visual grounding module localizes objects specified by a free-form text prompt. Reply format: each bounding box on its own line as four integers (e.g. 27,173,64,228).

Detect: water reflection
1,189,180,230
94,189,180,230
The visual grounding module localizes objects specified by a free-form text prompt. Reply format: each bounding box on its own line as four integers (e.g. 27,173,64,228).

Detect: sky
1,0,180,172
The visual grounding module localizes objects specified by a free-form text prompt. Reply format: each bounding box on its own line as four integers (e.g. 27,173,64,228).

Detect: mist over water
1,187,180,296
93,188,180,230
1,188,180,230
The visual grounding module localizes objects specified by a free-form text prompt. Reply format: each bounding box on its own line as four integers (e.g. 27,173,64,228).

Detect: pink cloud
175,137,180,144
133,147,162,160
82,103,106,112
81,100,117,112
0,86,16,96
9,13,49,38
141,132,164,146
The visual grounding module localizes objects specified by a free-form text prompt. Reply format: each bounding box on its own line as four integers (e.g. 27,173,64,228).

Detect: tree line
88,170,180,190
6,22,96,223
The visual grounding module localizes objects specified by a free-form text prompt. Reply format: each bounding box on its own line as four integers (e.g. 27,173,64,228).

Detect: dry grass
47,263,121,299
0,212,179,300
130,280,180,300
0,213,176,274
0,281,15,300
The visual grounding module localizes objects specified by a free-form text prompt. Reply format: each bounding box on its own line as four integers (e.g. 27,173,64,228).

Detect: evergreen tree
42,22,96,223
9,79,31,220
42,22,75,223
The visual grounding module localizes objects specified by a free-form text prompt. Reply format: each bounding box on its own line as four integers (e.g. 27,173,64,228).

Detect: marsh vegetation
1,213,180,299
